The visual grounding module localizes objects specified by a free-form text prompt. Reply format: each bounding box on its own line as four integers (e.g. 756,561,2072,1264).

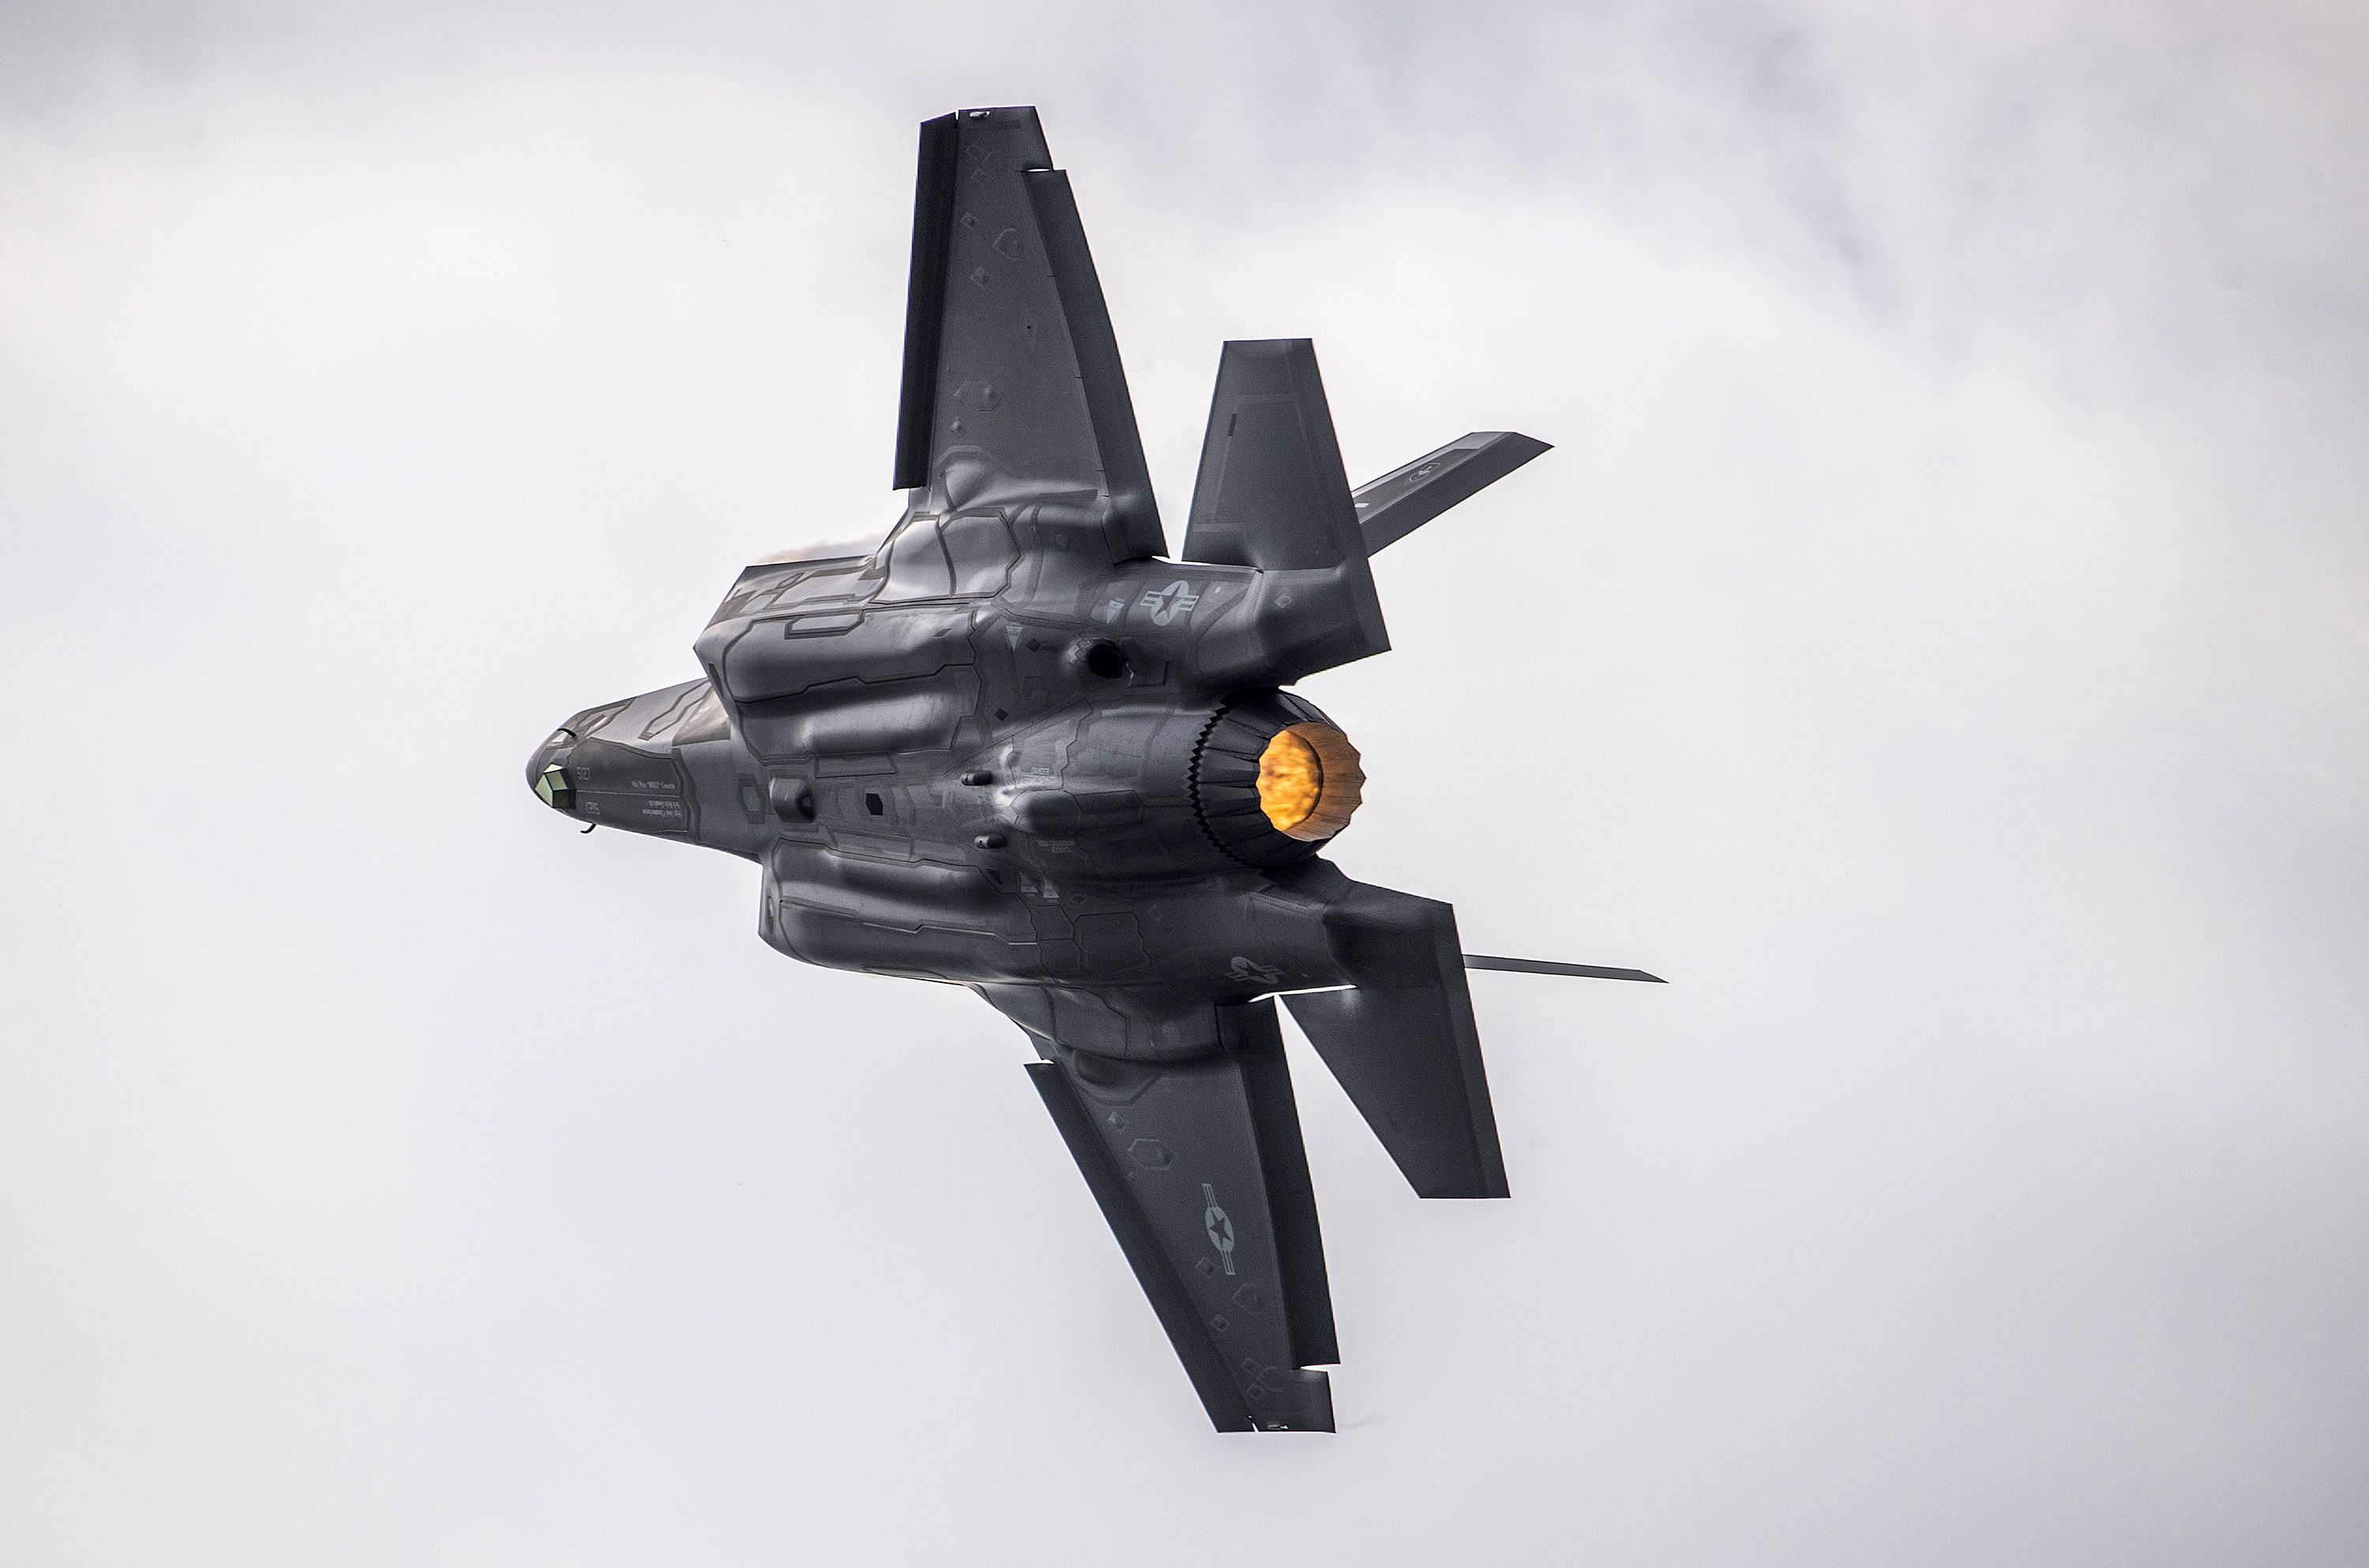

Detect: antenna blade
1463,955,1665,984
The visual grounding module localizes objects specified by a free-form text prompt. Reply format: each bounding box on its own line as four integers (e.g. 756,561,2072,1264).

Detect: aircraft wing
892,107,1165,560
1007,995,1338,1431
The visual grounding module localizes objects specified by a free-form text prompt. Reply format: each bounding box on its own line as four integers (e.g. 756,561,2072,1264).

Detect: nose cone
526,726,578,813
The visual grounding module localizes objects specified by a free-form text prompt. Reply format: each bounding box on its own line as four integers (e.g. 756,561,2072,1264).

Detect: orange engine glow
1256,729,1323,833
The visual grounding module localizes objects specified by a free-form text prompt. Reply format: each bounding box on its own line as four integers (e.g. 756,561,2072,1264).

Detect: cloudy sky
4,3,2365,1563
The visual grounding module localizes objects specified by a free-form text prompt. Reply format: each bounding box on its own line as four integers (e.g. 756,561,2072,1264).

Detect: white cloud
2,6,2363,1564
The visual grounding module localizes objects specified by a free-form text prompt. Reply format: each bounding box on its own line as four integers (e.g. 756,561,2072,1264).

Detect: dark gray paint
1353,430,1553,554
1465,955,1666,984
525,105,1635,1432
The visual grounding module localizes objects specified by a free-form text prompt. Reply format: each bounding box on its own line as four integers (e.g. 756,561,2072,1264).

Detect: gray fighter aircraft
526,106,1658,1432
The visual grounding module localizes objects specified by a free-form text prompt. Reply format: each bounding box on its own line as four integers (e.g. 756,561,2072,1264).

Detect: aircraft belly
757,848,1353,1001
736,674,978,759
709,602,978,707
525,104,1644,1432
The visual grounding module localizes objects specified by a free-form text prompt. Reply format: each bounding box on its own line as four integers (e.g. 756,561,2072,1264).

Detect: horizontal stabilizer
1282,883,1508,1200
1024,999,1337,1433
1354,431,1550,553
1465,955,1665,984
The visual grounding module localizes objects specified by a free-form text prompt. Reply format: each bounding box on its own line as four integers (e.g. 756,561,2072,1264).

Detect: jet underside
524,106,1635,1432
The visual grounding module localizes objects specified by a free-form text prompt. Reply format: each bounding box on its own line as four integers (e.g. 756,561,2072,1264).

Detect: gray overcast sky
3,3,2366,1564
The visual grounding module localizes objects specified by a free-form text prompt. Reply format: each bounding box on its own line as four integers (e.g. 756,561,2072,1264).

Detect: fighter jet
526,106,1658,1432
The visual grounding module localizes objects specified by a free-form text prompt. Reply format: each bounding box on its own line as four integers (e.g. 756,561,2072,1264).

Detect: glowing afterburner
522,104,1662,1438
1257,730,1320,831
1257,722,1364,841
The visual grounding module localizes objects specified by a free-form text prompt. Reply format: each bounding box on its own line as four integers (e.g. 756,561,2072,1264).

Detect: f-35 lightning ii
526,106,1658,1432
